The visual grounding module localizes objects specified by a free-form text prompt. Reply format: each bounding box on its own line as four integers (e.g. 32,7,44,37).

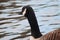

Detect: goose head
20,5,35,17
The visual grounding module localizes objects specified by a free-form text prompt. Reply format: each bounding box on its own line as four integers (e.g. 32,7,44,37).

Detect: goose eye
22,9,27,16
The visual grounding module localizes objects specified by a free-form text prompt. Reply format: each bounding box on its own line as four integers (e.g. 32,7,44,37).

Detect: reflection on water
0,0,60,40
0,0,10,2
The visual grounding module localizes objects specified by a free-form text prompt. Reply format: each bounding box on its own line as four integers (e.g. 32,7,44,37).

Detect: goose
20,5,60,40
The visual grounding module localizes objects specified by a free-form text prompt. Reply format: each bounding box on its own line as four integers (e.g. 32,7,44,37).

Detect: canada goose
20,5,60,40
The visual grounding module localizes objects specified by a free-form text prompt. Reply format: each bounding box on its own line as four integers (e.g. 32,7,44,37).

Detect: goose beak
19,9,26,16
19,12,22,15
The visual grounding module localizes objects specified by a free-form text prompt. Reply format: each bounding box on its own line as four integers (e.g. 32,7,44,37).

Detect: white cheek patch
22,9,27,16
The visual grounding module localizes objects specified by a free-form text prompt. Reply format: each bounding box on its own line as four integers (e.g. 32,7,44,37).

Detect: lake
0,0,60,40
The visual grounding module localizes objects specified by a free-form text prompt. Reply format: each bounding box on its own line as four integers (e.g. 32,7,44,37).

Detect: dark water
0,0,60,40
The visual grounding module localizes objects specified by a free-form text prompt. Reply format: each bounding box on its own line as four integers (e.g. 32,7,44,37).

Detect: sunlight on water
0,0,60,40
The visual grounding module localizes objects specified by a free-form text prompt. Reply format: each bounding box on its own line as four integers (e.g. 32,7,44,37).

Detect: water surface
0,0,60,40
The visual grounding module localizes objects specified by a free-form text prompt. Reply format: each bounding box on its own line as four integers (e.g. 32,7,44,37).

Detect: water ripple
0,0,60,40
40,14,60,17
